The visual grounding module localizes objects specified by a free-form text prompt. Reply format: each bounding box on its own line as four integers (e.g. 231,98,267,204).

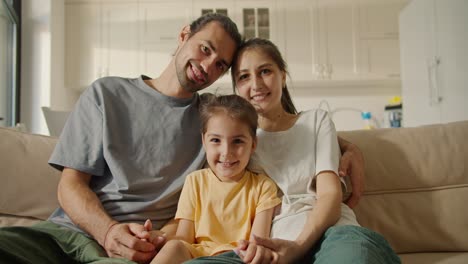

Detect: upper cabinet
65,0,407,92
65,0,139,91
357,0,408,79
279,0,407,88
138,0,193,77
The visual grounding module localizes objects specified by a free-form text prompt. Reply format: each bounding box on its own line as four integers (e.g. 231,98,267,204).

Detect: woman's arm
238,172,342,264
294,171,342,254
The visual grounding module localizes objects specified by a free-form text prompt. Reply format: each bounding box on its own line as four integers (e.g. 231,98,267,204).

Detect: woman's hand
236,235,305,264
338,137,365,208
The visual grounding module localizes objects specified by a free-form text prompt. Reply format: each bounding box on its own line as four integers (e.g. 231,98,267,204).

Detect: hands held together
101,219,166,264
235,235,307,264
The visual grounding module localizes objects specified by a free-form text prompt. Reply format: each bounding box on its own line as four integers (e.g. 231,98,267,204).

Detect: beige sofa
1,121,467,263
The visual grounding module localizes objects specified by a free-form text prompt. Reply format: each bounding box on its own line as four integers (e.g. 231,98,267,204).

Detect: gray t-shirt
48,75,205,233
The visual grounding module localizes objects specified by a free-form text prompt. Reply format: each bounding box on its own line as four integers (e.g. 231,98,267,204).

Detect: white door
400,0,441,127
435,0,468,123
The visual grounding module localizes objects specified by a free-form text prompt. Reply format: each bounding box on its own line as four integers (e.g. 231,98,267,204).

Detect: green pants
185,226,401,264
0,221,136,264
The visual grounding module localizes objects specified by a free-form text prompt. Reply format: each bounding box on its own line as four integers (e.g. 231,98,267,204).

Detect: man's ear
179,25,191,45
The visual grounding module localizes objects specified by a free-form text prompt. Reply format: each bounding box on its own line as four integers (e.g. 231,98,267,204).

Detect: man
0,13,364,264
0,13,241,264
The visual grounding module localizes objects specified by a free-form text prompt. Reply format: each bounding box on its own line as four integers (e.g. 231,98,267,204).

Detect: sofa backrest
0,127,60,226
338,121,468,254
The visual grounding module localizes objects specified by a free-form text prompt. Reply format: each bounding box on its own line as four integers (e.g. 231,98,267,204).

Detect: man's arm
57,167,159,262
337,136,365,208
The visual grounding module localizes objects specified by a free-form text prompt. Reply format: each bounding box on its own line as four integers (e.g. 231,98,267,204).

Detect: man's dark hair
189,13,243,56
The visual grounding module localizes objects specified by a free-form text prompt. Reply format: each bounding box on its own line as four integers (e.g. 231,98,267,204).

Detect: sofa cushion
338,121,468,254
0,127,60,222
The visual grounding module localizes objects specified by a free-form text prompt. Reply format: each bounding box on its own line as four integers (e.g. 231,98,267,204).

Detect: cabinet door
399,0,441,127
101,2,139,79
193,0,235,18
316,0,356,80
139,0,193,76
235,0,276,41
358,0,408,78
435,0,468,123
65,2,101,91
281,0,315,83
139,0,192,43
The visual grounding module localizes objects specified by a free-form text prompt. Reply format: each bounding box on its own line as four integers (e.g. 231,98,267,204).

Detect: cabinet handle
427,57,442,105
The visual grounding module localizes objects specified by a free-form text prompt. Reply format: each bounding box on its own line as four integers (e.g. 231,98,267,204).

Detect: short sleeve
48,89,106,176
175,173,197,221
315,111,340,177
255,175,281,214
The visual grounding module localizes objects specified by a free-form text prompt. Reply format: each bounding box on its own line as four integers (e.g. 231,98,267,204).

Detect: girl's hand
143,219,167,251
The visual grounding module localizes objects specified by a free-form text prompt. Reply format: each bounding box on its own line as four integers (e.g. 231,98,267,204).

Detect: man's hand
338,139,365,208
236,235,305,264
103,222,160,264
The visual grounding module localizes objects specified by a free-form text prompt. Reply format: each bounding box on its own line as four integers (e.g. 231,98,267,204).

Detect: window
0,0,20,127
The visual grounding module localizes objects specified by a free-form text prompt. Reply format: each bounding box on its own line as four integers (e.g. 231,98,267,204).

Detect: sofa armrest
0,127,60,226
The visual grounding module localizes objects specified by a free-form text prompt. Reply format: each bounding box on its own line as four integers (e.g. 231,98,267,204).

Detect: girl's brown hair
200,93,258,138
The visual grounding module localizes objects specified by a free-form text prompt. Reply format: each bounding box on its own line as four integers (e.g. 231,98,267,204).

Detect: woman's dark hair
230,38,298,115
200,94,258,138
189,13,243,55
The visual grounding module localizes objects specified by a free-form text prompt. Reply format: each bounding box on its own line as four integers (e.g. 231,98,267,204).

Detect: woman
187,38,400,264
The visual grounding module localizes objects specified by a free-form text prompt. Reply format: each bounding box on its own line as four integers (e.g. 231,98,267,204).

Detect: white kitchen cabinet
399,0,468,127
357,0,408,79
65,0,139,91
138,0,193,77
193,0,234,18
279,0,406,87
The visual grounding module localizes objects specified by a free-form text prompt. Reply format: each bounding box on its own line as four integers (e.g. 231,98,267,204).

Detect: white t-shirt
250,109,359,240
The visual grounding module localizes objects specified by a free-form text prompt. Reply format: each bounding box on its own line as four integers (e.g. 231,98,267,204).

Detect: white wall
20,0,77,135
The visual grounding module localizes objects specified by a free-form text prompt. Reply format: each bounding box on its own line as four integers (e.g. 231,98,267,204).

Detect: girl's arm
250,207,275,239
173,219,196,244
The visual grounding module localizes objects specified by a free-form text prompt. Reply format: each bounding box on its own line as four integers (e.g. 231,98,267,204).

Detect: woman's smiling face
233,48,286,115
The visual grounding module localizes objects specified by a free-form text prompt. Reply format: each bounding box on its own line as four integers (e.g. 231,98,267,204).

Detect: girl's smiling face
202,112,256,182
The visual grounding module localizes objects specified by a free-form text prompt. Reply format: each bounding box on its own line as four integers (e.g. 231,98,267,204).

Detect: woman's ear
252,136,257,152
281,71,287,88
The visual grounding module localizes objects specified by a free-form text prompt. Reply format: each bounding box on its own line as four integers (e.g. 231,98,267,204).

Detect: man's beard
176,60,208,94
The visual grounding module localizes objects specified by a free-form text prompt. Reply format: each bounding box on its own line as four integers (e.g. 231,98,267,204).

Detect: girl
187,38,400,264
150,94,281,264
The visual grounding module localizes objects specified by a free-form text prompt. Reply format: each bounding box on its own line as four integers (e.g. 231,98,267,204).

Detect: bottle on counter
361,112,375,130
